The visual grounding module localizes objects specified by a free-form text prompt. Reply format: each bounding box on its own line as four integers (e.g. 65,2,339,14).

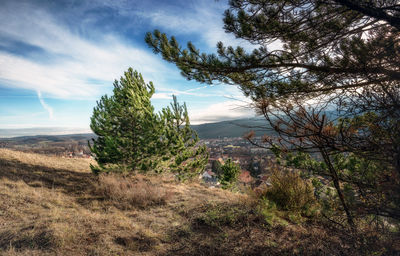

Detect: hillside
0,128,91,139
0,133,94,145
192,118,270,139
0,149,395,255
0,118,269,142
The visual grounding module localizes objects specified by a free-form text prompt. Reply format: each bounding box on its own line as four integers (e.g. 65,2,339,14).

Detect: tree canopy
146,0,400,227
89,68,160,173
160,95,209,180
89,68,208,179
146,0,400,101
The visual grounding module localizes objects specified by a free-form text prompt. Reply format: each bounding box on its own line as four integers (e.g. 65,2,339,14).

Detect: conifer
89,68,160,173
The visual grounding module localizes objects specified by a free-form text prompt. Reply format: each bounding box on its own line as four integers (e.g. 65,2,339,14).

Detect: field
0,149,396,255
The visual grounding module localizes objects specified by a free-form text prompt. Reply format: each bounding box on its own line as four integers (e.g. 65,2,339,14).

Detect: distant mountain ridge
192,118,270,139
0,118,271,141
0,127,91,138
0,133,95,145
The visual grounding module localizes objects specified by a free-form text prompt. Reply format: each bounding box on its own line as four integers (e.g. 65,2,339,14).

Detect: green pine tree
145,0,400,226
89,68,161,174
89,68,208,179
161,95,209,181
219,158,240,190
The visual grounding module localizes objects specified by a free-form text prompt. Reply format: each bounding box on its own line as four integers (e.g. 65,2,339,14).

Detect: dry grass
0,148,397,256
0,148,93,173
96,174,173,208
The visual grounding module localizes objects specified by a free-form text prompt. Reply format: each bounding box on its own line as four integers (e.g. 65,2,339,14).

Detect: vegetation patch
96,173,173,209
0,225,54,251
114,232,157,252
1,149,399,255
190,202,261,230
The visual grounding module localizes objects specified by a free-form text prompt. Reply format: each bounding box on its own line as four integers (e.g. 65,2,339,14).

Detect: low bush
96,174,172,208
259,169,317,215
219,158,241,190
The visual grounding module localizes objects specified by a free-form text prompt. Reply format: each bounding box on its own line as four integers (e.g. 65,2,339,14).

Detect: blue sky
0,0,257,133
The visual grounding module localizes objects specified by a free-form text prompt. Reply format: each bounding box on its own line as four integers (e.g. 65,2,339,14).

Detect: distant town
0,134,278,188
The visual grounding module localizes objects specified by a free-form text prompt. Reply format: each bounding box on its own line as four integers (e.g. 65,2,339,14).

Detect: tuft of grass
114,230,157,252
96,174,173,209
192,202,255,229
257,199,285,226
0,224,55,251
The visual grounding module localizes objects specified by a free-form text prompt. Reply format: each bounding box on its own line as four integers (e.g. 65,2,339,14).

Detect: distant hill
192,110,340,139
0,109,342,140
0,133,96,155
0,127,91,138
192,118,271,139
0,133,95,145
0,118,272,143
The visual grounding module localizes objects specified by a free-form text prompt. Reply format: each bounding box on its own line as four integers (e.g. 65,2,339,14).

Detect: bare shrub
97,174,172,208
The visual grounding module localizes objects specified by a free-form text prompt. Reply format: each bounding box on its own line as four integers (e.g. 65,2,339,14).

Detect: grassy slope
0,149,387,256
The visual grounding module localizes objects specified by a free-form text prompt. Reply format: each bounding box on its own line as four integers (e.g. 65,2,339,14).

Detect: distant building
202,170,219,185
238,170,253,184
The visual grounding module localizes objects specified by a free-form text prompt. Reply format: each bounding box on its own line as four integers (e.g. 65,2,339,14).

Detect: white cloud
0,0,266,129
154,84,231,99
152,92,173,99
190,99,255,124
143,1,282,52
37,91,54,119
143,2,257,51
0,1,178,99
0,127,92,137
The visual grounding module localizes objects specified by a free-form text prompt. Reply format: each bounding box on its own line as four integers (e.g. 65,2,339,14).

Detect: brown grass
0,148,397,256
96,174,173,208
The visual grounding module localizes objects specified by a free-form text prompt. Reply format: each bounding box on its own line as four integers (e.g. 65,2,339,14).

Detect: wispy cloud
0,0,263,130
152,92,173,100
144,3,255,50
190,99,255,125
0,1,177,99
142,0,282,52
37,91,54,119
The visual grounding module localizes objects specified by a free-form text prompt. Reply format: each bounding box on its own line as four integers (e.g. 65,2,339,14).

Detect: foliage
160,95,209,181
248,159,261,178
246,99,400,227
219,158,241,189
211,160,223,177
262,169,316,214
89,68,160,174
146,1,400,102
89,68,208,178
282,150,400,223
97,174,172,209
145,0,400,228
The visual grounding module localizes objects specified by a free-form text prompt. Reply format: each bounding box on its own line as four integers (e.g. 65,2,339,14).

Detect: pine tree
219,158,240,190
145,1,400,225
211,160,223,177
161,95,208,181
89,68,207,179
89,68,161,173
145,0,400,101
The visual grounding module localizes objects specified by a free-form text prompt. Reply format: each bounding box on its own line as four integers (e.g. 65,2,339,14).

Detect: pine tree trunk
321,150,356,229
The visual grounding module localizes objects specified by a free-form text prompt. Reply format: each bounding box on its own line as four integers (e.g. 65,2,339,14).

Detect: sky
0,0,257,134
